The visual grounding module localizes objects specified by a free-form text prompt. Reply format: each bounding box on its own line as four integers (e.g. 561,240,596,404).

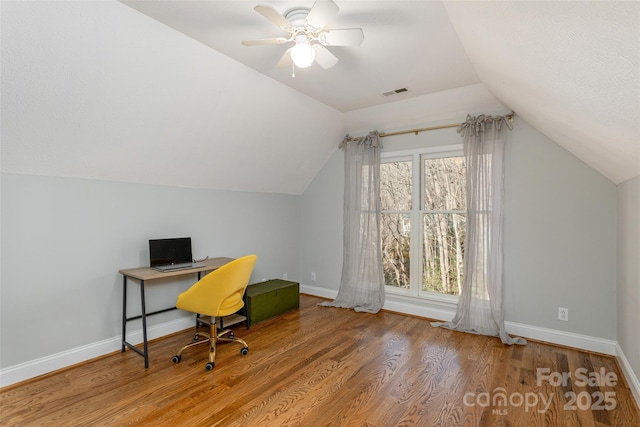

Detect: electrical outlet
283,273,288,280
311,272,316,281
558,307,569,321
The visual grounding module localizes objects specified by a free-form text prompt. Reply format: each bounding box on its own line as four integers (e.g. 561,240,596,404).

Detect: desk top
119,257,234,281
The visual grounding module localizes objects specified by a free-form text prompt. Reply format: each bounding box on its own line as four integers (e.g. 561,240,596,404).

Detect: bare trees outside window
422,156,466,295
381,151,466,297
381,160,412,289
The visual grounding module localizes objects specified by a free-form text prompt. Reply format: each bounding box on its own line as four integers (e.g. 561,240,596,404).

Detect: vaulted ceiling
120,0,481,113
2,1,639,194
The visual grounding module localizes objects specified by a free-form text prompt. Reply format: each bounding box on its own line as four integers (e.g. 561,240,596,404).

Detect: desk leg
140,279,149,368
122,275,127,352
194,272,203,330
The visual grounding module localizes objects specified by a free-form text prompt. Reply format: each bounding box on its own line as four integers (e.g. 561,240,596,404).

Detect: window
380,158,412,289
380,147,466,299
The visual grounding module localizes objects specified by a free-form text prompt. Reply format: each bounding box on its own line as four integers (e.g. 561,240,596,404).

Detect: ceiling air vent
382,87,408,97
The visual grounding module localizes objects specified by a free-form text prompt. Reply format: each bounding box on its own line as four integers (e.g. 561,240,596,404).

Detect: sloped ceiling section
445,1,640,184
4,1,638,193
1,1,344,195
119,0,481,113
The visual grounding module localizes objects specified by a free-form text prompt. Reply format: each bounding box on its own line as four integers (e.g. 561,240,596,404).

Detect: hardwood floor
1,294,638,426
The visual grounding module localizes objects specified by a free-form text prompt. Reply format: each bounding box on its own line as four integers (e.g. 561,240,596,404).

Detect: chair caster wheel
172,355,181,363
205,362,214,371
240,347,249,356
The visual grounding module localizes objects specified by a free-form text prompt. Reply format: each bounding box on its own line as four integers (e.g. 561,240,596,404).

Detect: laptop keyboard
157,263,193,271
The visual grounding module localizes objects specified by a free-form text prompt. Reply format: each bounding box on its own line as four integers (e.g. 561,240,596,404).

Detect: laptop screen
149,237,193,267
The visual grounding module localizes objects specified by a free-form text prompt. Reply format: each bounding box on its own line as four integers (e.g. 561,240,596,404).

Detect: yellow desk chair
172,254,257,371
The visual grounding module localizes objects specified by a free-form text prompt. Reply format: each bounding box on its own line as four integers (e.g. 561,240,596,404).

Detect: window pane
422,213,465,295
423,157,466,211
381,213,411,289
381,160,412,211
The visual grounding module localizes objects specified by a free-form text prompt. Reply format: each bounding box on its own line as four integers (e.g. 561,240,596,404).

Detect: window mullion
410,153,422,297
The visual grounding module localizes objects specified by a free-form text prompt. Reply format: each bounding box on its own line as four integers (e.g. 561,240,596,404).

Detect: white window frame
381,144,463,304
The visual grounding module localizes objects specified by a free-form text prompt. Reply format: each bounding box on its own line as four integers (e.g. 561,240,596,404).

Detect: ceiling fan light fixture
244,1,362,72
290,35,315,68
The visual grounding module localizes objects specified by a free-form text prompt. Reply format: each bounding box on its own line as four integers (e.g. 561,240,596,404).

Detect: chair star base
173,321,249,370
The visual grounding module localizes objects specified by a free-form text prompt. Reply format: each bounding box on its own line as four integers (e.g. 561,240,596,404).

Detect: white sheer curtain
319,131,385,313
433,114,525,345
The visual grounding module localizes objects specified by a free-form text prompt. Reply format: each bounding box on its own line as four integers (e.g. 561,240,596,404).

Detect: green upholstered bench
245,279,299,327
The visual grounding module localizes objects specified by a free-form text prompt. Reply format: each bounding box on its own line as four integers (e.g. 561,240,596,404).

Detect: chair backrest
176,255,257,317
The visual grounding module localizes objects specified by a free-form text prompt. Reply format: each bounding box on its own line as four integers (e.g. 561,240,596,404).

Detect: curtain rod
348,112,515,141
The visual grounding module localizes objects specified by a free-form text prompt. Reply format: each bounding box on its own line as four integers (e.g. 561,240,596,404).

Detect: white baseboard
0,317,193,388
302,284,618,355
382,294,457,323
504,321,617,355
302,284,456,322
616,343,640,408
300,284,338,300
3,285,638,410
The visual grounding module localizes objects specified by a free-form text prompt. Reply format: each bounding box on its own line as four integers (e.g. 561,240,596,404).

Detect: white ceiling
444,1,640,184
2,0,639,195
120,0,640,184
121,0,480,113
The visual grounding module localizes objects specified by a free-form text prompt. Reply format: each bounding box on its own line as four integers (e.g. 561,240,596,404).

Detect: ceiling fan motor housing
284,8,311,29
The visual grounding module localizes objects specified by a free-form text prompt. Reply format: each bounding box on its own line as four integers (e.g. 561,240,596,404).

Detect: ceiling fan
241,0,364,73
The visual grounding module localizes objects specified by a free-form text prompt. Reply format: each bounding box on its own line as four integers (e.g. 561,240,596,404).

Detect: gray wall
617,176,640,379
0,117,624,373
300,117,618,340
298,147,344,289
503,120,617,338
0,174,299,368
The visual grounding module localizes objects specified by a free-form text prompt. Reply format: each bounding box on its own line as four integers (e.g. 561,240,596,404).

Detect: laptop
149,237,205,272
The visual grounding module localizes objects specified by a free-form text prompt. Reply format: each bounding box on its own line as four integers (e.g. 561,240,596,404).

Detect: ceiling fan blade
254,5,293,30
318,28,364,46
313,45,339,69
276,48,293,68
305,0,339,31
242,37,290,47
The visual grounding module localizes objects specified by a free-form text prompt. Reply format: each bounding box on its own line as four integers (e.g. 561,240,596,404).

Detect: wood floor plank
1,294,638,426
